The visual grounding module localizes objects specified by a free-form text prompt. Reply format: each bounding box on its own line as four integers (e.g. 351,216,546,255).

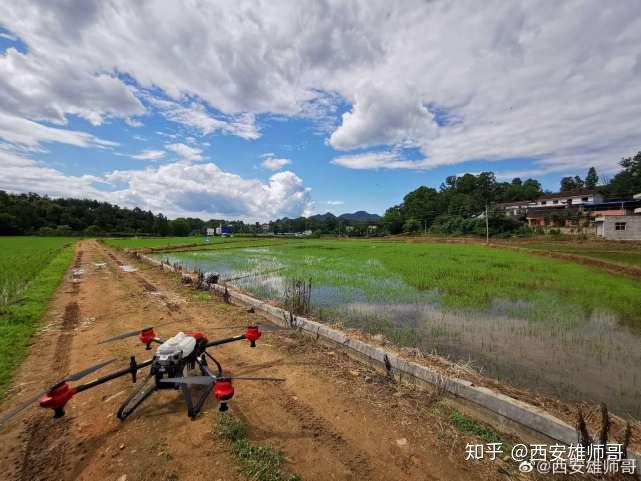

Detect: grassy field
0,237,75,393
139,237,641,415
104,236,206,249
104,235,301,250
518,240,641,267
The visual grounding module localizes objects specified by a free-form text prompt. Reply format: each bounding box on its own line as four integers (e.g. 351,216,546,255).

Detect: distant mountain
338,211,381,222
308,212,336,222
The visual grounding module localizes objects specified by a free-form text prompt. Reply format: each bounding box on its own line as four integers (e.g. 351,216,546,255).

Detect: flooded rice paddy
153,242,641,417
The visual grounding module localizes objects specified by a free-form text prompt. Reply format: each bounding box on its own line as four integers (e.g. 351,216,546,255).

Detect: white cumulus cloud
130,149,165,161
261,155,292,171
106,163,312,221
166,143,203,162
331,151,428,170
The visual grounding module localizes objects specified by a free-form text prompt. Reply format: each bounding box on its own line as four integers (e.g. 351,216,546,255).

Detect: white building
531,189,603,208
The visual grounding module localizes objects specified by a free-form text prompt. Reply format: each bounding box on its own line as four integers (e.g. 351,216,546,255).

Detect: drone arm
205,334,245,348
74,357,154,393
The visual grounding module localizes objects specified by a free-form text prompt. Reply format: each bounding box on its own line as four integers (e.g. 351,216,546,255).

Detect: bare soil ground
0,240,535,481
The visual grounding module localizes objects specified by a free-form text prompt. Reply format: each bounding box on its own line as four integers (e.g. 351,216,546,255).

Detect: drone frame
28,326,263,422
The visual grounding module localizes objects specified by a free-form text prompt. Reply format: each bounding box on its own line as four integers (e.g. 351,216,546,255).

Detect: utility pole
485,202,490,245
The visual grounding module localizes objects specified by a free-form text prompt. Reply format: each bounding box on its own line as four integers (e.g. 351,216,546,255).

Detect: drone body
0,323,281,426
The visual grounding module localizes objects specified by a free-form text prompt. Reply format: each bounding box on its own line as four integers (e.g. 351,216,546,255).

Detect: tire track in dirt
279,387,375,479
15,251,84,481
17,301,80,481
101,246,198,322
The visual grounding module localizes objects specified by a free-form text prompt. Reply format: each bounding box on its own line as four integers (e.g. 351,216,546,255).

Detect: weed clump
215,413,302,481
444,406,502,444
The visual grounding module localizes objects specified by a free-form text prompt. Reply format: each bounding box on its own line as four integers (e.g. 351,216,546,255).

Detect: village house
495,189,641,239
593,192,641,240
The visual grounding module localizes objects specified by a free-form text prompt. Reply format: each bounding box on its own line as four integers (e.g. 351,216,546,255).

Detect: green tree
83,225,101,237
170,218,191,236
560,176,578,192
607,151,641,196
402,218,422,233
382,206,403,234
585,167,599,189
521,179,543,200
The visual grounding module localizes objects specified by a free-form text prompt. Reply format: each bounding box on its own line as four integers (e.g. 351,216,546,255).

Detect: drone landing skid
117,373,156,420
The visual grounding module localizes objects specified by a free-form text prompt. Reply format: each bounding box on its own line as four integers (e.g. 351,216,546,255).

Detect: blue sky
1,2,640,221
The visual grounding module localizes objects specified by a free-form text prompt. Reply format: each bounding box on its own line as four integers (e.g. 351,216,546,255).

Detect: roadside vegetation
437,404,503,445
0,237,75,393
215,412,302,481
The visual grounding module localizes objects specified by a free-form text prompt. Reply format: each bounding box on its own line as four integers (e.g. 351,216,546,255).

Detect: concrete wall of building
601,215,641,240
533,193,603,207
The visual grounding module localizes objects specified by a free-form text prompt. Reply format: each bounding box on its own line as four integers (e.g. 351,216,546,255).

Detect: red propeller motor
213,378,234,412
138,327,156,349
39,382,77,418
244,325,261,348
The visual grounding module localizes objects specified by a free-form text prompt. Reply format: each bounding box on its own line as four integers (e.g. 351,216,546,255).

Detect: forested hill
0,191,231,236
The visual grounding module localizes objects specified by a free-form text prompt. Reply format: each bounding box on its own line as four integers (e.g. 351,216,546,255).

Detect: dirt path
0,240,525,481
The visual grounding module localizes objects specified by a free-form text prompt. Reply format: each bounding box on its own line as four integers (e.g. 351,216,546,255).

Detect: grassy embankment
104,235,297,251
519,240,641,268
0,237,75,393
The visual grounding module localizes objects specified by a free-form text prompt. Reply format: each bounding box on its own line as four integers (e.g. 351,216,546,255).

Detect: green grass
104,235,206,249
215,413,302,481
521,241,641,268
440,405,503,444
0,237,75,393
104,235,292,250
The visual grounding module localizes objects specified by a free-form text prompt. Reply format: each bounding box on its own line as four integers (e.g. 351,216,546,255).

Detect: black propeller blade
64,359,116,382
227,376,286,382
207,322,291,332
160,375,285,385
0,392,48,427
0,358,116,426
161,376,214,386
97,319,179,344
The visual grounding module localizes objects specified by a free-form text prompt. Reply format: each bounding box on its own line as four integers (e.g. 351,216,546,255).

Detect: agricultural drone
0,322,285,426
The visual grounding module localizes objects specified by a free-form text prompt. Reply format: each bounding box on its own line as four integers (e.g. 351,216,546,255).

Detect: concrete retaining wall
137,252,640,468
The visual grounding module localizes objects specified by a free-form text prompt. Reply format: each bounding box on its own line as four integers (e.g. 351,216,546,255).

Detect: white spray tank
156,332,197,362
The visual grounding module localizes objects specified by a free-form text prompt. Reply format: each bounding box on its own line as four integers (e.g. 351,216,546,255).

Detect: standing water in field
153,242,641,416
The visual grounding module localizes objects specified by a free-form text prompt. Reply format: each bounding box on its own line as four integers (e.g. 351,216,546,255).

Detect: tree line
0,191,255,236
1,151,640,237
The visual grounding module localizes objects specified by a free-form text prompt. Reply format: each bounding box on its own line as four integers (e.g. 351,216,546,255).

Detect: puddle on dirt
153,248,641,416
